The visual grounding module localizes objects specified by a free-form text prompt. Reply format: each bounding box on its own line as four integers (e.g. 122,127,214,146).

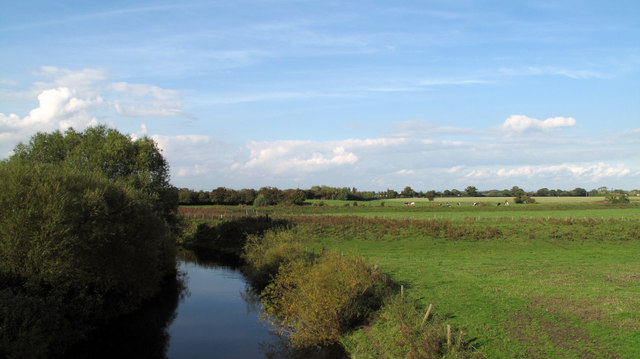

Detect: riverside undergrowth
241,228,481,357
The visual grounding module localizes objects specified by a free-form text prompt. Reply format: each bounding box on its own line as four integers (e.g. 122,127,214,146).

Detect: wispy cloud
463,163,631,183
498,66,606,80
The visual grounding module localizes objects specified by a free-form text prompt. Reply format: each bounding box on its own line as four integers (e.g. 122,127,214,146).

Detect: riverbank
179,200,640,358
179,214,481,358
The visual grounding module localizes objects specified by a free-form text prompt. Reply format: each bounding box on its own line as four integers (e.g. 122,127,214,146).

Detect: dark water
167,259,347,359
67,255,347,359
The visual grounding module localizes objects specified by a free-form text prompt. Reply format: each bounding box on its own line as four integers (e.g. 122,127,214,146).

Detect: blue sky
1,0,639,191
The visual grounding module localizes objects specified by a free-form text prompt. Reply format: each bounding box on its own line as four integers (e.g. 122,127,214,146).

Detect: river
66,254,347,358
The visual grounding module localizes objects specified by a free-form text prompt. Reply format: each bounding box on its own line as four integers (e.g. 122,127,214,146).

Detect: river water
66,255,347,358
166,258,347,359
166,260,280,358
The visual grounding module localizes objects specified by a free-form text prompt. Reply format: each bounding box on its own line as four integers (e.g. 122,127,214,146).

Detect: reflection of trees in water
63,272,187,359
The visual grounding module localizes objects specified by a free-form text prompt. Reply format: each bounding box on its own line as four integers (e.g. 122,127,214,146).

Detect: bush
605,193,630,204
262,252,389,347
253,194,271,206
242,230,310,288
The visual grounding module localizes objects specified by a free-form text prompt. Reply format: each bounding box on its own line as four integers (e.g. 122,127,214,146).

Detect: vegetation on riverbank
181,214,482,357
0,127,179,359
179,198,640,358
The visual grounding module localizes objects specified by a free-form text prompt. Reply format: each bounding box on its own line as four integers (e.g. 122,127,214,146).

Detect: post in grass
422,303,433,325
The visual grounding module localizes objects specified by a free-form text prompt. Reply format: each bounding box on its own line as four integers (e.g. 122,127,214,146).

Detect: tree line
179,184,637,206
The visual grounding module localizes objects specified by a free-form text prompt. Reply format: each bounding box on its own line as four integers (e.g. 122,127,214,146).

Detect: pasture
179,197,640,358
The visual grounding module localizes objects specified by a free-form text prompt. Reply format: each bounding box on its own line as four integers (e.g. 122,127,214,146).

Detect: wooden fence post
421,303,433,325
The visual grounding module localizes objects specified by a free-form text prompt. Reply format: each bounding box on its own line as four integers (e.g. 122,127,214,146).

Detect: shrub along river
66,251,347,359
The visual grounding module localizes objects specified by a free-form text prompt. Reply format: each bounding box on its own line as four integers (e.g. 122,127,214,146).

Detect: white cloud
464,163,630,183
501,115,576,133
238,140,358,174
0,86,103,155
0,67,192,157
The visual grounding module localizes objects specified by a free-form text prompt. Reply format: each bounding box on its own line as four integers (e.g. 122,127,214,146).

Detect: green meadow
179,197,640,358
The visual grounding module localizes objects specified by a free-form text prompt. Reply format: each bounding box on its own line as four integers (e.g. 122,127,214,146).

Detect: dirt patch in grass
505,301,619,359
533,297,605,323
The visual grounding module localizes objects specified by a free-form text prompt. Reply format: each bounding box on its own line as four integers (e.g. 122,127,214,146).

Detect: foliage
283,189,307,205
262,252,389,348
12,126,178,227
0,126,179,358
180,216,289,261
401,186,417,198
0,161,172,297
242,230,310,288
253,193,271,206
605,193,630,204
342,295,483,359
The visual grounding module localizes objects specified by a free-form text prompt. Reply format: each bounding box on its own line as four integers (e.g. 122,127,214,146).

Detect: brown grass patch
505,301,619,359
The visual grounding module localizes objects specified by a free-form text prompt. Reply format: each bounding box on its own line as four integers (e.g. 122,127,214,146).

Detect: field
179,197,640,358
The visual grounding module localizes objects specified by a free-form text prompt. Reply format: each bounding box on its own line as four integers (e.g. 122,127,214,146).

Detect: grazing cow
497,202,501,206
410,202,415,206
504,201,510,206
473,202,477,206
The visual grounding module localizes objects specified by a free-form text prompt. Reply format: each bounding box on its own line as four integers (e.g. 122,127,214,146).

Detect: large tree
0,126,179,358
12,126,177,226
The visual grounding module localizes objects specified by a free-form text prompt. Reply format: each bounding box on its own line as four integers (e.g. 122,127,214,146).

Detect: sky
1,0,639,192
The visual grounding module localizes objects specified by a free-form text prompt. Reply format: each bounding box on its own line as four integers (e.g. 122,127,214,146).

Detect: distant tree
178,188,198,204
384,189,398,198
425,190,437,201
401,186,417,198
465,186,478,197
257,186,283,205
536,188,550,197
571,187,587,197
210,187,228,204
253,194,271,207
284,189,307,205
238,188,257,205
197,190,210,204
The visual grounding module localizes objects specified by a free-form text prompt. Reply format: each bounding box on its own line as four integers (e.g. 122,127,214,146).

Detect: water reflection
64,271,186,359
66,251,346,359
168,251,347,359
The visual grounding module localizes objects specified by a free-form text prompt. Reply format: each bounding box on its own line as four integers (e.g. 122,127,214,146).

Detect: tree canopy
0,126,179,358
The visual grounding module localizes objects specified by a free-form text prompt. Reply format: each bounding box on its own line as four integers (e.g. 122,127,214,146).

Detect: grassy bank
179,199,640,358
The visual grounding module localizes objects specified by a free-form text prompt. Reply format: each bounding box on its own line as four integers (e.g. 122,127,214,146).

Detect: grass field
179,197,640,358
